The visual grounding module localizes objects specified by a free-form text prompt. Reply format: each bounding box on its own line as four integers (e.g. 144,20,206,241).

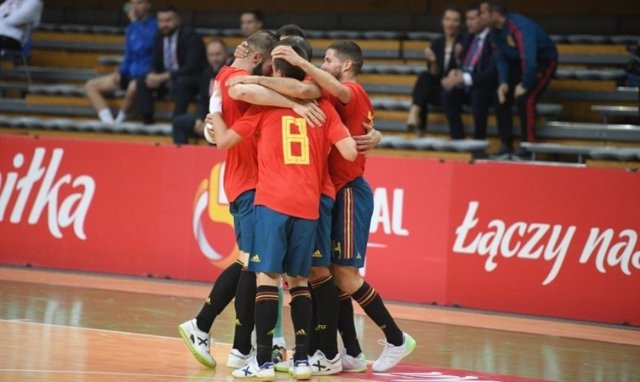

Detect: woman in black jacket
407,7,464,136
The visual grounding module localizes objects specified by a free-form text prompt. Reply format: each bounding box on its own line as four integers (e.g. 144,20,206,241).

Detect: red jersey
214,66,257,202
323,82,374,191
231,99,350,220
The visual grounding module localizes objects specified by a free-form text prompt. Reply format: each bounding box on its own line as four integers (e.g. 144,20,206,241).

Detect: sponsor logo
453,201,639,285
0,148,95,240
250,254,261,263
192,162,238,268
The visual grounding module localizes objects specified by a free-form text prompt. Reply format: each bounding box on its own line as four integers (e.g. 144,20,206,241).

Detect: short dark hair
328,40,363,74
273,40,308,81
443,5,463,20
246,30,277,56
467,3,481,13
276,24,306,39
242,9,265,23
488,0,508,15
157,4,179,13
208,37,228,51
280,35,313,61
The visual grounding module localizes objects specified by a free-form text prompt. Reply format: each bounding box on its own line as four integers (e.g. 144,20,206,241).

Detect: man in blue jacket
85,0,157,124
489,0,557,157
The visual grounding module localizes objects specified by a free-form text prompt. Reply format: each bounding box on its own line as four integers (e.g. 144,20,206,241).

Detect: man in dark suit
171,38,231,144
136,5,207,125
441,2,497,140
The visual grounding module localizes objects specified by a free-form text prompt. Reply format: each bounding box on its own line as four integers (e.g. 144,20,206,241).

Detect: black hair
488,0,508,15
157,4,179,13
276,24,306,39
280,35,313,61
327,40,363,74
273,40,308,81
241,9,265,23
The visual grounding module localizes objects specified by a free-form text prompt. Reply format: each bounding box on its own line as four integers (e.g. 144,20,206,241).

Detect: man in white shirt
0,0,42,50
441,2,498,140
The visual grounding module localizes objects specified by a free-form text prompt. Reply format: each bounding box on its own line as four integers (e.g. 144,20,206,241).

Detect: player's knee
330,265,362,294
286,275,308,289
237,251,249,267
256,272,279,286
309,266,331,283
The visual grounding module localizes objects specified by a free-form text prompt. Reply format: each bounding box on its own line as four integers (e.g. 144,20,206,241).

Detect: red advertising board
446,162,640,324
1,135,638,325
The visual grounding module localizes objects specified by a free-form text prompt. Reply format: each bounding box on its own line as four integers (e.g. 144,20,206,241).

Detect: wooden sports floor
0,266,638,382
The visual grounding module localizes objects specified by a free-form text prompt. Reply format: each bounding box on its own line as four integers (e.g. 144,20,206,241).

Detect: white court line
0,318,181,341
0,369,208,379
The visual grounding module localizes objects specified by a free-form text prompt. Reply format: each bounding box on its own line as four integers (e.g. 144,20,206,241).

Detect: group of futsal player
178,24,416,380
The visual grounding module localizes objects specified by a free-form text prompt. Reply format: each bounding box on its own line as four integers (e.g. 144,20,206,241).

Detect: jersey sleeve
231,105,263,138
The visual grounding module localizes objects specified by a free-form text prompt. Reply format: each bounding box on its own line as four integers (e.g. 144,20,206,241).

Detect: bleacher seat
591,105,639,123
589,146,640,161
566,34,610,44
520,142,596,162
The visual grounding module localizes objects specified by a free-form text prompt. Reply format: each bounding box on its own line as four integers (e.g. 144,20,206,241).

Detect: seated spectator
441,2,497,140
84,0,156,124
240,9,264,37
406,6,463,137
0,0,43,50
171,38,230,144
136,5,207,125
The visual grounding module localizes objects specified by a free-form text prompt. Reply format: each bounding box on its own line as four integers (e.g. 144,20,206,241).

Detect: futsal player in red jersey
272,40,416,372
178,30,324,371
208,41,357,380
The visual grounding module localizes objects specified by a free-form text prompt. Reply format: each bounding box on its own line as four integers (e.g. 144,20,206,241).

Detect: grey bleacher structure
522,121,640,162
591,105,640,124
2,23,639,161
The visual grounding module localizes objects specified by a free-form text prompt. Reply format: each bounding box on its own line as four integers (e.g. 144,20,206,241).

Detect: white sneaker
227,348,254,369
292,359,312,380
231,357,275,380
372,332,416,372
340,349,367,372
308,349,342,375
177,319,216,368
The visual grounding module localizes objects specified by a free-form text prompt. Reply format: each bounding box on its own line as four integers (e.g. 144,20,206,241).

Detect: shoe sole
342,366,367,373
231,373,276,381
177,325,216,369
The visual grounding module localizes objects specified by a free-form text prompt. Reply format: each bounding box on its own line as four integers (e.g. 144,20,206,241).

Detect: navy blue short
331,177,373,268
312,195,335,268
229,189,255,255
249,205,317,278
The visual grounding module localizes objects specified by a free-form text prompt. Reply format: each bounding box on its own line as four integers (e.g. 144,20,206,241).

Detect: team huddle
178,26,415,380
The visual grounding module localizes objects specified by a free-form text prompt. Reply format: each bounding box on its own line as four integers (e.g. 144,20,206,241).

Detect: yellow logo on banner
192,162,239,269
